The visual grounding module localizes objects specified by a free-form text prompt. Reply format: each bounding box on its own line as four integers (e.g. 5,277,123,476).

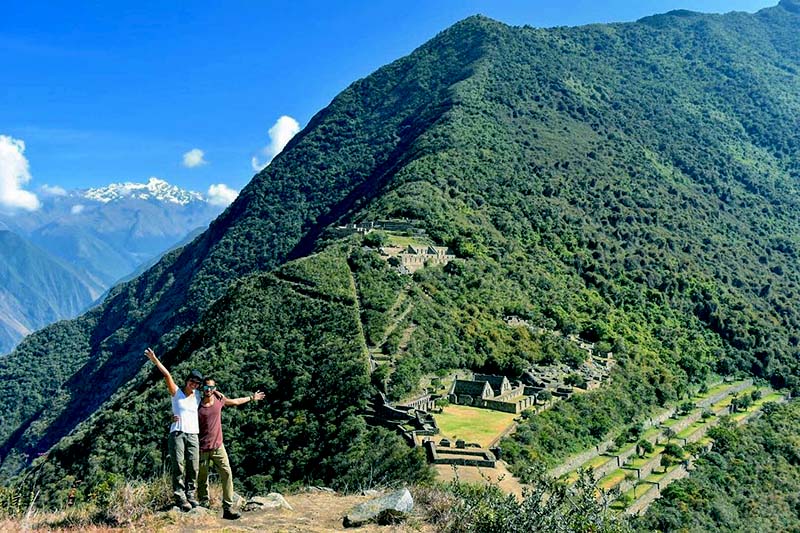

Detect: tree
537,390,553,405
565,372,588,389
362,231,388,248
637,439,655,457
628,423,644,441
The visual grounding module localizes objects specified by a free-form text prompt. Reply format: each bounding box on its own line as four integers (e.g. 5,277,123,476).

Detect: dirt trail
164,492,434,533
1,492,434,533
434,461,525,500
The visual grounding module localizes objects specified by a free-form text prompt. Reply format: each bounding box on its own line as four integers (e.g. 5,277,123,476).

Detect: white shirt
169,389,201,434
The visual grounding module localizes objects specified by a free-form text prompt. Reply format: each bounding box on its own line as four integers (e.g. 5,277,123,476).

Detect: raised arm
145,347,178,396
223,390,265,407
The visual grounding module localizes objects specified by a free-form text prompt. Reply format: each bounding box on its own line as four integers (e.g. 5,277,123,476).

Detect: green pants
168,431,199,505
198,444,236,510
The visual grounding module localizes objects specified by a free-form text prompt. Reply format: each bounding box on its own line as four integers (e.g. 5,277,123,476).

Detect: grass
756,392,785,405
610,483,656,510
676,421,705,440
434,405,517,447
644,463,681,484
661,413,690,428
640,427,661,441
696,381,735,401
598,469,630,490
711,386,758,411
385,232,433,247
626,446,664,469
584,454,615,470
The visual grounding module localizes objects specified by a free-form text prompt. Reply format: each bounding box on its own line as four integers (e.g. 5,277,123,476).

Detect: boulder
243,493,293,512
343,488,414,528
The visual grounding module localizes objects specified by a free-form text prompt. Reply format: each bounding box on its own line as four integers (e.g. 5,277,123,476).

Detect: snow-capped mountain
0,177,232,354
83,177,205,205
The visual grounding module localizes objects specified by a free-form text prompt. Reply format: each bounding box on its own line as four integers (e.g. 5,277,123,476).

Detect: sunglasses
202,385,217,391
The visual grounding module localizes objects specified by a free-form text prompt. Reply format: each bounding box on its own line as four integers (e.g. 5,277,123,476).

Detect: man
144,347,202,511
197,377,265,520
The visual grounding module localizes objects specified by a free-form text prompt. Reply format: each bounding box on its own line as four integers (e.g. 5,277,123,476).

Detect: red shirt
198,398,224,451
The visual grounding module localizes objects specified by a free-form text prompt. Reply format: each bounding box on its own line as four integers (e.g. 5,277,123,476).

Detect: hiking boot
222,509,241,520
179,501,193,512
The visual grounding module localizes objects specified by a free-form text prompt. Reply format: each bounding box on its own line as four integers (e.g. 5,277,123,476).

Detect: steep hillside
0,230,100,353
4,1,800,510
0,179,225,353
0,20,492,478
635,401,800,532
27,245,429,503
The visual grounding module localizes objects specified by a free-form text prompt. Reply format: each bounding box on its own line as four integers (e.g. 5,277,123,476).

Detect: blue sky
0,0,776,208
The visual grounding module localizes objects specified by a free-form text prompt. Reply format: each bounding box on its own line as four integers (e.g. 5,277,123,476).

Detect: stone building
448,375,535,414
473,374,512,396
383,245,456,274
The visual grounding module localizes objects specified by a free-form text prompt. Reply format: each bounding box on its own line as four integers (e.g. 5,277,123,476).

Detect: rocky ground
0,490,436,533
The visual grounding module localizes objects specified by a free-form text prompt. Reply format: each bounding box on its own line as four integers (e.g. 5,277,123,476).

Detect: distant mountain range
0,177,228,353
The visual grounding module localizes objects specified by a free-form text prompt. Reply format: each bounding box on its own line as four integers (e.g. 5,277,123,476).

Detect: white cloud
41,184,67,196
251,115,300,171
71,204,85,215
207,183,238,206
182,148,207,168
0,135,40,211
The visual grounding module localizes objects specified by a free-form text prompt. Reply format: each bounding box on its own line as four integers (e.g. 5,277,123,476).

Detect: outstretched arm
223,390,265,407
145,347,178,396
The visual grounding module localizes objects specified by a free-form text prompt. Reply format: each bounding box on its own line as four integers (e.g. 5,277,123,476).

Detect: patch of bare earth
166,492,434,533
434,461,525,500
1,492,434,533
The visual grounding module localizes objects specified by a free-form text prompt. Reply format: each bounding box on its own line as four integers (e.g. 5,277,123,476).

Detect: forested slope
635,401,800,532
0,21,490,476
3,1,800,510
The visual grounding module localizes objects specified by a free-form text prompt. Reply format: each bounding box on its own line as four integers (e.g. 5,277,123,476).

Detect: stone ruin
363,393,439,446
447,374,536,413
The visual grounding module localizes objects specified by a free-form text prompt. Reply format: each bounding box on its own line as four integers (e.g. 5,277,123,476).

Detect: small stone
244,493,294,512
343,488,414,528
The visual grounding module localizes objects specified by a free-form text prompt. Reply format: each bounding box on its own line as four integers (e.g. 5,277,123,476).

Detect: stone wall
697,379,753,408
454,394,535,414
592,456,621,480
614,443,641,468
495,386,525,402
653,463,690,491
548,442,612,479
630,454,665,480
625,465,690,515
424,441,497,468
662,409,703,437
624,484,660,516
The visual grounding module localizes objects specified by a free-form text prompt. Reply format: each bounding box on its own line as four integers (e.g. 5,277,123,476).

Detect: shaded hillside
5,0,800,508
0,20,493,476
0,230,100,354
27,246,428,503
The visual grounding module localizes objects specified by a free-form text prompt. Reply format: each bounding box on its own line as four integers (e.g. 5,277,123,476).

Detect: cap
188,369,204,382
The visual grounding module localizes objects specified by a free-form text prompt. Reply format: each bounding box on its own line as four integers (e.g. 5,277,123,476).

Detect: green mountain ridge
2,3,800,517
0,14,491,478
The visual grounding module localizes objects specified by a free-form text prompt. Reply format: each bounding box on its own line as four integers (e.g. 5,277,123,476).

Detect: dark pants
168,431,199,504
